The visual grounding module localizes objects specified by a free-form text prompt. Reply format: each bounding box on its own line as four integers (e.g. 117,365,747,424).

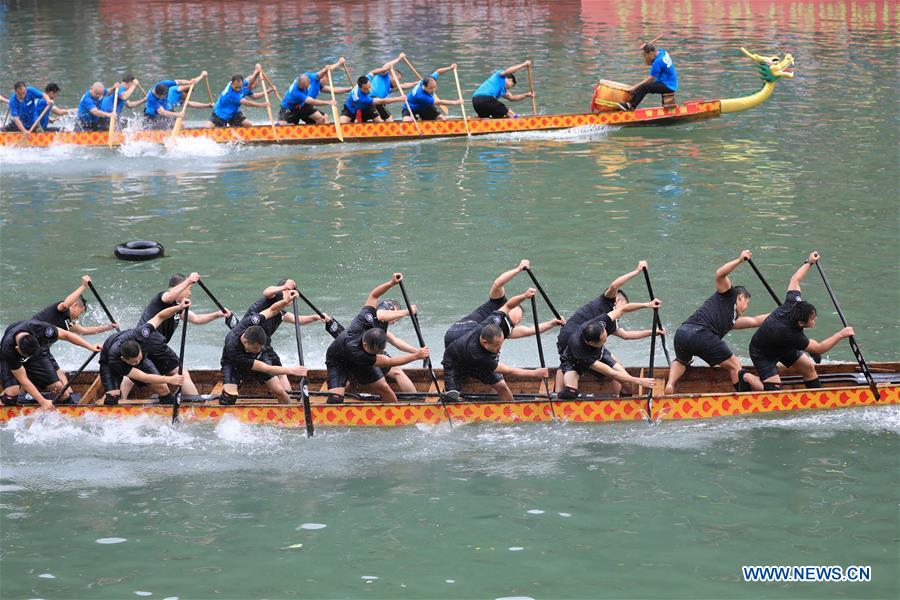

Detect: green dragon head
740,47,795,83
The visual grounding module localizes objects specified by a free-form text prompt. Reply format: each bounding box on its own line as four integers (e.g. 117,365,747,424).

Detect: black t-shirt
454,297,513,337
558,293,617,346
346,305,388,334
101,323,159,379
32,301,71,331
244,295,284,340
0,320,60,366
683,287,739,338
560,313,615,365
328,307,379,367
442,314,502,374
750,290,810,356
137,291,180,343
221,313,266,370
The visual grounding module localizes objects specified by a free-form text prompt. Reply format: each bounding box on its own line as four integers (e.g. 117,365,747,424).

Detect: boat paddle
814,259,881,401
261,71,283,103
205,75,215,106
52,350,99,405
641,266,671,366
526,61,538,115
529,295,556,419
291,298,315,437
167,79,196,146
341,61,354,86
402,56,449,115
639,34,664,50
258,68,279,141
391,67,422,136
86,281,119,331
452,65,470,137
13,102,53,147
522,266,562,321
326,69,344,142
196,279,237,329
295,289,345,339
108,85,118,148
172,304,189,423
396,278,453,427
644,295,660,423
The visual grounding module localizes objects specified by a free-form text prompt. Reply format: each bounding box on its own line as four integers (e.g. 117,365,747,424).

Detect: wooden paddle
341,62,353,85
172,305,189,424
261,71,283,103
168,80,196,144
402,56,449,114
205,76,215,105
639,34,664,50
641,266,671,366
391,67,422,136
527,62,538,115
86,281,120,331
814,259,881,401
530,295,556,418
326,70,344,142
291,298,315,437
258,69,279,141
108,85,118,148
452,65,470,136
13,103,52,147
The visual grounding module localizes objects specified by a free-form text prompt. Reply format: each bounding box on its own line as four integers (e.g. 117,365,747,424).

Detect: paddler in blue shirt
166,71,214,115
401,64,462,122
32,83,77,132
339,76,406,124
143,74,205,129
471,60,533,119
277,59,348,125
618,44,678,111
98,76,142,126
4,81,53,132
76,82,116,131
366,53,416,121
203,64,272,128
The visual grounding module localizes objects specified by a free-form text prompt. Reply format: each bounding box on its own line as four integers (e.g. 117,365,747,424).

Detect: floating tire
114,240,165,261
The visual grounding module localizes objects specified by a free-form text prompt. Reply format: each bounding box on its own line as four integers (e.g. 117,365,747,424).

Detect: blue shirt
650,49,678,91
367,72,392,99
305,72,322,99
473,70,507,99
99,85,128,114
9,86,44,128
406,72,439,112
77,90,101,124
144,80,177,117
280,79,310,111
33,99,51,129
166,85,187,110
214,79,251,120
344,86,375,113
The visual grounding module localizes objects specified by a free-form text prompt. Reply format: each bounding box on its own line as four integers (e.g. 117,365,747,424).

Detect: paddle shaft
261,71,282,102
341,63,353,85
205,76,215,105
14,103,52,146
52,351,98,403
402,57,448,114
291,299,315,437
814,261,881,400
640,267,671,365
746,258,781,305
170,80,196,140
530,295,556,418
172,307,188,423
391,68,422,135
195,280,235,329
296,290,344,338
326,70,344,142
452,66,470,136
87,281,119,330
523,267,562,320
645,298,659,422
258,70,278,140
527,63,537,115
108,86,118,147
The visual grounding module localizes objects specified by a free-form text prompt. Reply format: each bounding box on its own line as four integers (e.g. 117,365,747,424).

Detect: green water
1,0,899,597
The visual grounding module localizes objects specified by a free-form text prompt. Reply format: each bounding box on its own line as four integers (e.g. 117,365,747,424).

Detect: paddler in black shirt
749,252,854,390
666,250,769,395
324,273,430,404
220,291,309,406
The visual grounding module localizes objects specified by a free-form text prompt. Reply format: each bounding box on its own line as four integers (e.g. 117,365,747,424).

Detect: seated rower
554,260,661,396
340,76,406,124
76,82,116,131
557,301,660,399
98,76,142,128
366,53,417,121
471,60,534,119
618,44,678,111
324,273,430,404
166,72,213,116
143,74,205,129
4,81,54,133
243,279,323,393
666,250,768,395
99,300,191,406
749,252,854,390
442,287,549,402
220,291,309,406
278,58,348,125
401,64,462,121
0,317,102,410
203,65,271,128
30,275,119,399
136,272,231,398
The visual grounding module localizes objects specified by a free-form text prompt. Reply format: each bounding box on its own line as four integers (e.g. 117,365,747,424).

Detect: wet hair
789,301,817,326
733,286,751,300
616,289,629,303
168,273,187,287
121,340,141,360
362,328,387,352
73,295,88,309
45,83,60,94
376,299,401,312
507,73,517,86
231,75,244,84
480,323,503,342
13,81,26,92
17,334,40,358
121,74,135,84
642,44,656,54
277,278,290,286
357,76,369,87
422,76,437,88
581,321,607,344
243,325,267,346
153,83,168,97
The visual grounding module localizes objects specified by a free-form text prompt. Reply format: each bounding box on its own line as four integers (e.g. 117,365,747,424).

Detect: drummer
618,44,678,111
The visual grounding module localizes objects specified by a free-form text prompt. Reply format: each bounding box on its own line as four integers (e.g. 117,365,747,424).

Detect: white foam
96,537,127,544
38,574,55,579
526,509,544,515
134,592,152,597
361,576,379,581
558,512,572,517
296,523,327,530
164,135,231,157
508,546,524,551
483,124,613,142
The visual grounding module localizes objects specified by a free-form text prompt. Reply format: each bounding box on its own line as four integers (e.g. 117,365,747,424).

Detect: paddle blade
331,105,343,141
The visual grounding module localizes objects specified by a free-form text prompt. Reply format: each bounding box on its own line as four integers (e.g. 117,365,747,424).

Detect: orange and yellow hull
1,384,894,428
0,102,721,148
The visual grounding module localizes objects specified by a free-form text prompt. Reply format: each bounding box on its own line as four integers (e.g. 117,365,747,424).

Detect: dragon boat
1,361,895,428
0,49,793,149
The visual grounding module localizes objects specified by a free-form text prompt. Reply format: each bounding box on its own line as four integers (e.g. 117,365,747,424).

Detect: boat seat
661,93,676,108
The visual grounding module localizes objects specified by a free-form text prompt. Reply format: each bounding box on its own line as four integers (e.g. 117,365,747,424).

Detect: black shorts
401,104,440,121
749,347,803,380
443,365,502,393
143,337,181,374
99,358,157,393
376,105,392,120
260,346,282,367
143,115,174,130
472,95,509,118
279,104,319,124
558,346,616,375
674,324,734,367
222,362,274,386
325,345,384,389
3,122,20,132
341,105,379,122
75,119,103,132
0,352,61,390
209,111,246,127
